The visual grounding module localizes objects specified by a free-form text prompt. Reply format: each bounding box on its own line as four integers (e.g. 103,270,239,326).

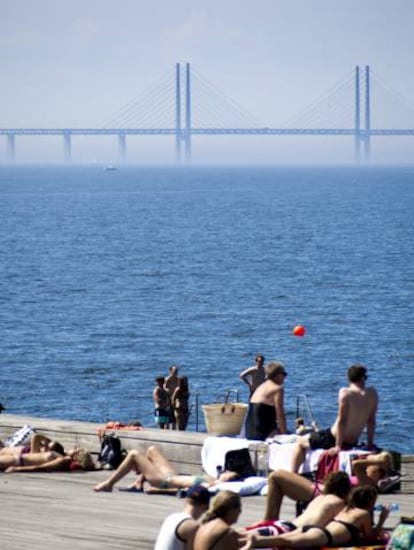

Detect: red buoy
293,325,306,337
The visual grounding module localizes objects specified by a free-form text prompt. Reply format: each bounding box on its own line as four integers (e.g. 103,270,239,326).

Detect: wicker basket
202,403,248,436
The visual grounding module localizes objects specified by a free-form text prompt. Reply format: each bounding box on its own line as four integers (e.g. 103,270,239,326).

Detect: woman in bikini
263,450,394,521
193,491,253,550
0,445,95,473
172,376,190,431
251,485,389,548
93,445,239,493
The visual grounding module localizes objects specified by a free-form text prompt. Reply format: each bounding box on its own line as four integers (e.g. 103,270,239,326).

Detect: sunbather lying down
0,435,95,473
93,445,239,493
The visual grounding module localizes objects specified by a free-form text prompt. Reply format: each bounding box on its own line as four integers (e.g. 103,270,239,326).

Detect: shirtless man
153,376,171,429
291,364,378,473
245,361,288,440
240,354,266,395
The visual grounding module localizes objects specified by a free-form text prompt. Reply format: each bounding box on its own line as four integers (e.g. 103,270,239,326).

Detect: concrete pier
0,414,412,549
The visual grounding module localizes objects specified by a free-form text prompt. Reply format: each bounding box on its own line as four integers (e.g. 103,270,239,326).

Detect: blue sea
1,165,413,452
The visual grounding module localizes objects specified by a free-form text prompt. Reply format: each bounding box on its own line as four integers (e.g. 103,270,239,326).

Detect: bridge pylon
175,62,192,164
118,133,126,164
7,134,15,163
63,133,71,163
354,65,371,164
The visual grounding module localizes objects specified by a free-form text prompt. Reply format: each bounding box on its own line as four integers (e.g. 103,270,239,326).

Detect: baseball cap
185,484,211,504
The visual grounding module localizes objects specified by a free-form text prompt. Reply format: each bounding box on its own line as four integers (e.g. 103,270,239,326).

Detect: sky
1,0,414,164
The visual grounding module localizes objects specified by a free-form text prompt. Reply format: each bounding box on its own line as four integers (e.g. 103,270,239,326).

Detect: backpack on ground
98,434,126,469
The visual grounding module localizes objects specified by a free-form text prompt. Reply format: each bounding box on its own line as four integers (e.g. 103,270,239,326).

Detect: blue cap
185,484,211,504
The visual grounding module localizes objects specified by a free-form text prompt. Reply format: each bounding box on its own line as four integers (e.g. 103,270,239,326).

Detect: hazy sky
1,0,414,163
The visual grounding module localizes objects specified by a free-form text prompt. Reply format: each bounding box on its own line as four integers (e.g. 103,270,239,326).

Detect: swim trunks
154,408,170,425
309,428,357,450
245,403,277,441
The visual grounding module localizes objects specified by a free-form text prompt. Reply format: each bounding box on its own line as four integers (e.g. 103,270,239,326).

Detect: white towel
201,436,250,477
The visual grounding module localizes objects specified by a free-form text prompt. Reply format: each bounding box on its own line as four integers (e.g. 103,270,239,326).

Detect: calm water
1,165,413,452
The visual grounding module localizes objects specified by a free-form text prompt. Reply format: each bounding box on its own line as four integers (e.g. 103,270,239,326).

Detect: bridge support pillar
185,62,192,163
354,66,361,164
363,65,371,163
118,134,126,164
7,134,15,163
175,63,182,163
63,133,71,163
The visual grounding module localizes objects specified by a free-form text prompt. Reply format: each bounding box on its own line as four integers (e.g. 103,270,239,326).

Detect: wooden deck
1,414,413,549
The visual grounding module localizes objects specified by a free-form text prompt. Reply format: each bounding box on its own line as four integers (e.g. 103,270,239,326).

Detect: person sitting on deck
154,484,211,550
0,442,95,473
291,364,378,473
250,485,390,548
247,470,351,536
193,491,253,550
93,445,239,493
260,450,395,522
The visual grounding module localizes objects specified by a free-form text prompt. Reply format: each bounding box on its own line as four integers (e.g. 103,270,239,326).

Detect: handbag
224,448,256,478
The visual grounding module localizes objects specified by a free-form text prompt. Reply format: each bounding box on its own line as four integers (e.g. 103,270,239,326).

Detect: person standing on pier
240,354,266,396
164,365,180,429
245,361,288,440
172,376,190,431
153,376,171,430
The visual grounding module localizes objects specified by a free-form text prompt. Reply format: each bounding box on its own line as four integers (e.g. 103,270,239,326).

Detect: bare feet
93,481,113,492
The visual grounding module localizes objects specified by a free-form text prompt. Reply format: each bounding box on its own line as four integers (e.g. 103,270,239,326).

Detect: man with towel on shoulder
245,361,288,440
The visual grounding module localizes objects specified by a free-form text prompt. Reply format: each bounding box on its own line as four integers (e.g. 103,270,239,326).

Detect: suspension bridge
1,63,414,163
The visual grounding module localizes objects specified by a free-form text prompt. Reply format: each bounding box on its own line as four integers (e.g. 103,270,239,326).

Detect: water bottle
374,503,400,512
256,444,269,477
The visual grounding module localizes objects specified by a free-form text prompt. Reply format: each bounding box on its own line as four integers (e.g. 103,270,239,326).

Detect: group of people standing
153,365,190,430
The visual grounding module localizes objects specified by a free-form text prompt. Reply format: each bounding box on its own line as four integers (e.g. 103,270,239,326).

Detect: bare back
193,519,239,550
250,380,283,406
294,494,345,528
327,506,373,544
331,385,378,444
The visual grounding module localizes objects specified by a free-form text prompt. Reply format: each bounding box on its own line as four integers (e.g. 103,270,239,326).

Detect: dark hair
155,376,165,384
347,485,377,509
256,354,265,363
348,364,367,383
178,376,189,392
49,441,65,455
323,471,351,499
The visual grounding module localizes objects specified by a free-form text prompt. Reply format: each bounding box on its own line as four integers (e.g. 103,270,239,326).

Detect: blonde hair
74,449,96,470
201,491,241,524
